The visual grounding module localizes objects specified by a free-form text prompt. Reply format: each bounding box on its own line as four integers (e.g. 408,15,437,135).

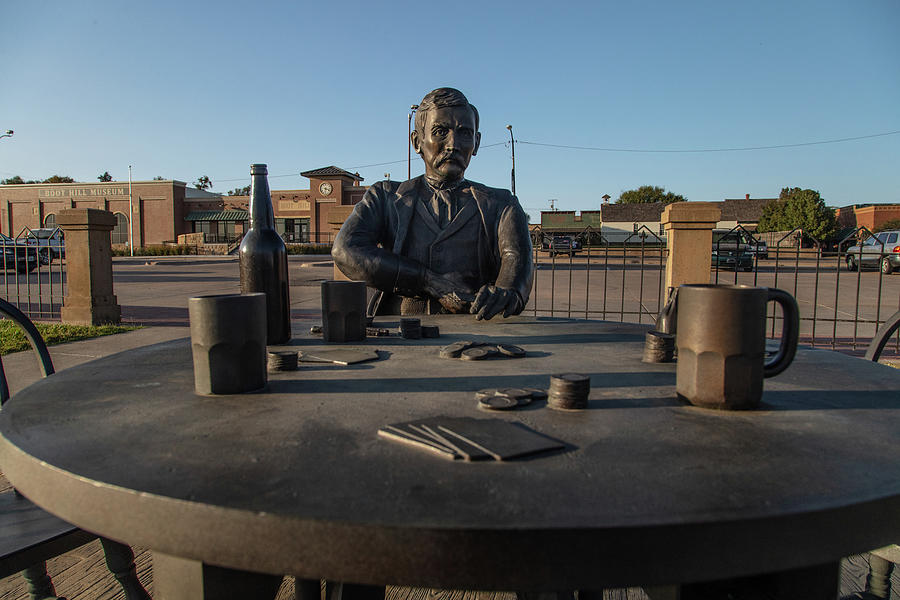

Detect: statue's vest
401,196,483,314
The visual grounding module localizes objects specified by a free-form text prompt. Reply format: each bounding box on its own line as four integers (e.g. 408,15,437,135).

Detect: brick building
0,166,366,247
834,204,900,231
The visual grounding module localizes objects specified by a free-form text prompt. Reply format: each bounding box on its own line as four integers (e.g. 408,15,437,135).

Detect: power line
516,130,900,154
210,142,508,184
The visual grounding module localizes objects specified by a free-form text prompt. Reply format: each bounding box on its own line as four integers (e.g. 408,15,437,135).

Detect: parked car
544,235,581,257
845,230,900,274
711,249,754,272
24,228,65,264
712,229,768,259
0,233,39,273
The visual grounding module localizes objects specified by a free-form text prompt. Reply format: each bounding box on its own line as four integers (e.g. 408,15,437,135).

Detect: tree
153,176,166,180
1,175,25,185
42,175,75,183
98,171,113,182
228,185,250,196
617,185,686,204
757,187,836,241
194,175,212,190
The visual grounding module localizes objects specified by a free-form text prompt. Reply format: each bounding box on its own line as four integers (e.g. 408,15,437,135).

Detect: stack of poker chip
267,350,299,372
399,318,422,339
548,373,590,410
642,330,675,363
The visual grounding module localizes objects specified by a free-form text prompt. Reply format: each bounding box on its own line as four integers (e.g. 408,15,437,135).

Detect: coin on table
478,394,519,410
440,340,477,359
497,344,526,358
524,388,548,401
460,347,491,361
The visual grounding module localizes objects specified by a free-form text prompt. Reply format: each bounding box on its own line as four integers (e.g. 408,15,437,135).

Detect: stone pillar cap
57,208,116,228
660,202,721,225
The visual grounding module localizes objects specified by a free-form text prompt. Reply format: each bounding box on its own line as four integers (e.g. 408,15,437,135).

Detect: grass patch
0,321,141,355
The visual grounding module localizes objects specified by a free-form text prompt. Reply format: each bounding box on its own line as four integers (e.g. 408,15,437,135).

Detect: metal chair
0,298,151,600
844,309,900,600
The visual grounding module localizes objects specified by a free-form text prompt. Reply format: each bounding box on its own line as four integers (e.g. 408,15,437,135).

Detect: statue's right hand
424,271,475,313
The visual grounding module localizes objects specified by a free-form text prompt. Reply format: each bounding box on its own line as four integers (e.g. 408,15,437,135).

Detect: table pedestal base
152,553,284,600
644,561,840,600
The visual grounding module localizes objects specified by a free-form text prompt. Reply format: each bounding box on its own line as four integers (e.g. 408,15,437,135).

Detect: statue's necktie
432,188,455,228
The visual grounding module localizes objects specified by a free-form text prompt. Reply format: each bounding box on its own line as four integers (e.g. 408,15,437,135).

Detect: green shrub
112,245,199,256
286,244,333,255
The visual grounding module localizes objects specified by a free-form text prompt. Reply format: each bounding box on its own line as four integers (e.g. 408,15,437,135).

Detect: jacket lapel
435,197,478,242
392,176,422,254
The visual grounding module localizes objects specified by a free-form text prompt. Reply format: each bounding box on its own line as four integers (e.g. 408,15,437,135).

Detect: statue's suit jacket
332,175,533,315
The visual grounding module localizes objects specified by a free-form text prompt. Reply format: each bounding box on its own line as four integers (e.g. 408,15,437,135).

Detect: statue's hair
415,87,479,133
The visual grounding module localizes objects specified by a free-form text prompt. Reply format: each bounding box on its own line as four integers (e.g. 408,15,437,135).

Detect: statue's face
411,105,480,182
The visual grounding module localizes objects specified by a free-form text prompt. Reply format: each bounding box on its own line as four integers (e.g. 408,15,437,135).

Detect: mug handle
764,288,800,377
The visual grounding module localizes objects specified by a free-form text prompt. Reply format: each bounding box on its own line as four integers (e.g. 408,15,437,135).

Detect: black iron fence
526,224,900,358
0,228,66,320
528,225,668,324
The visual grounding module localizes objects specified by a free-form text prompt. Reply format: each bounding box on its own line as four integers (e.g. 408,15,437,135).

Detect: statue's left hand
470,285,523,321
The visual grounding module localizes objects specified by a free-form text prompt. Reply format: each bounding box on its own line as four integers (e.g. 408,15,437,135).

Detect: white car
845,230,900,274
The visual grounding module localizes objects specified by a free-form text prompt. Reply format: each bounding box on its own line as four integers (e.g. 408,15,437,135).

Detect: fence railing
526,224,900,358
0,228,67,320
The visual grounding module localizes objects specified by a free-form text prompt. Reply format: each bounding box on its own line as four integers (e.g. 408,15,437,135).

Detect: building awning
185,210,249,222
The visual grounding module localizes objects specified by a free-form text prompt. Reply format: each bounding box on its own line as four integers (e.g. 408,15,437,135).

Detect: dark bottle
240,163,291,344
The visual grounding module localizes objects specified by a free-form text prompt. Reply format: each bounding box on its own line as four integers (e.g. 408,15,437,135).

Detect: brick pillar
661,202,721,294
58,208,122,325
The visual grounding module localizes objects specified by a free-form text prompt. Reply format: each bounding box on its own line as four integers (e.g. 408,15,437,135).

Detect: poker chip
497,344,526,357
478,394,519,410
460,347,490,361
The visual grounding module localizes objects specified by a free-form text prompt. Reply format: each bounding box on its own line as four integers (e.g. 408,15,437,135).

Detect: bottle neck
249,174,274,230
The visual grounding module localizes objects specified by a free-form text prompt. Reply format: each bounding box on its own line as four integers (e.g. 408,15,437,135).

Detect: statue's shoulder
367,179,403,198
467,180,517,206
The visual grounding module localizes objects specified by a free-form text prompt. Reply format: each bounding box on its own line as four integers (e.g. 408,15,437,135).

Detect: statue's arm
332,186,424,296
494,197,534,304
471,195,534,320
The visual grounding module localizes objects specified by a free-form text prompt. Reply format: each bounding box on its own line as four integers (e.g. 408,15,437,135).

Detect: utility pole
506,124,516,196
408,104,419,180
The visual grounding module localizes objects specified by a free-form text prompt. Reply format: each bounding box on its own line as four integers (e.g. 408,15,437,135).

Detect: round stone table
1,315,899,596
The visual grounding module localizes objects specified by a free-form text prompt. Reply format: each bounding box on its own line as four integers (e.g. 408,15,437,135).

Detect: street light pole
408,105,419,180
0,130,13,140
506,124,516,196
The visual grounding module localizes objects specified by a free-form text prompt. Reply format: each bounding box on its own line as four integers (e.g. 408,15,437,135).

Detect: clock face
319,182,333,196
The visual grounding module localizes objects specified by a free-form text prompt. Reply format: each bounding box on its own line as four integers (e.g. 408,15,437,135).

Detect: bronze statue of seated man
332,87,533,320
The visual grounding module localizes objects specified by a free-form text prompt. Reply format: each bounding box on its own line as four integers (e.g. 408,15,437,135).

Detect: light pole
408,104,419,180
506,124,516,196
0,130,13,140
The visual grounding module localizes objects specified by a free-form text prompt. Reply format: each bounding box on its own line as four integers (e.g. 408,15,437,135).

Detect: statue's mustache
436,151,464,166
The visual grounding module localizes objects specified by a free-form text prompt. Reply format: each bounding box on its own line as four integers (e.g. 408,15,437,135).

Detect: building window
111,212,129,245
659,224,665,236
43,214,57,229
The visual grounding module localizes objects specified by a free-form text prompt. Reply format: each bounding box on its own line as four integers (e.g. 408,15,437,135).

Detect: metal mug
321,280,367,343
675,284,799,410
188,293,267,395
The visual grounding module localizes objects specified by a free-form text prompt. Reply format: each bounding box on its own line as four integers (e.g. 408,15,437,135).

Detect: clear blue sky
2,0,898,221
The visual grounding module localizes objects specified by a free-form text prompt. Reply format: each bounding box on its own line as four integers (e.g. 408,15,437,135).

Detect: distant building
538,194,775,244
834,203,900,231
0,166,366,247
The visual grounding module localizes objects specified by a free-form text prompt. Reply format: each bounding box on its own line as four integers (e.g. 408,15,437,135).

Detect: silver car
845,230,900,274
